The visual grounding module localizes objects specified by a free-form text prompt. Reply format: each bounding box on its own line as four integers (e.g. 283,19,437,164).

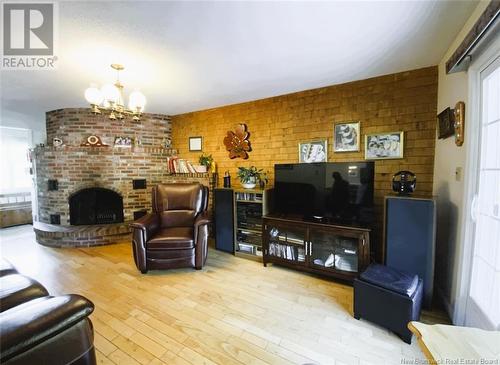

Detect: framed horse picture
334,122,360,152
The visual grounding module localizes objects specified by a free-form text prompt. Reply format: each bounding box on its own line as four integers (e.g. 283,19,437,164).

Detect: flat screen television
274,162,375,226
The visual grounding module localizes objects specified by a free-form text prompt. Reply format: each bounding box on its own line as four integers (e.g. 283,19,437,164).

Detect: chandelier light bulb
128,91,147,112
84,64,146,121
101,83,120,104
84,86,103,105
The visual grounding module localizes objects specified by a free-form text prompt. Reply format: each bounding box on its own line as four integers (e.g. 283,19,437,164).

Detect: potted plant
237,166,268,189
197,154,213,173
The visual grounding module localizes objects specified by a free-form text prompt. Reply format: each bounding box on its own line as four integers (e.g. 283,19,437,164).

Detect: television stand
262,214,370,282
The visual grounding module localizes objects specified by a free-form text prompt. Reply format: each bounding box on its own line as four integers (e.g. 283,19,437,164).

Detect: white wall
433,1,490,321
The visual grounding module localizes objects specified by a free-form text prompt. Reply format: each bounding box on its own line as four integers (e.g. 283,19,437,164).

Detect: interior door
465,56,500,330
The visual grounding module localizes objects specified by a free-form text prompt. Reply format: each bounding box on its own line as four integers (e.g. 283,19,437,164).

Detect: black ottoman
353,264,423,343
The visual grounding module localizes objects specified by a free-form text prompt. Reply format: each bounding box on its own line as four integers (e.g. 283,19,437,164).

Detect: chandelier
84,64,146,121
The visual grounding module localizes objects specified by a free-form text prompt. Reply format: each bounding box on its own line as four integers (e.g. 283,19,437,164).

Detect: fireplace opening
69,188,124,225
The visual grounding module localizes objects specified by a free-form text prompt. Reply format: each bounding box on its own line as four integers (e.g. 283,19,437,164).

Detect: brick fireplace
32,108,214,247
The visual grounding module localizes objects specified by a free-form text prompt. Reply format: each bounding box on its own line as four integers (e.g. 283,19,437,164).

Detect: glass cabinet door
265,223,307,264
309,229,360,273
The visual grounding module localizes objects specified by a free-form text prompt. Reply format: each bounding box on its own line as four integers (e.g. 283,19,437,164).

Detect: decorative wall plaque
223,124,251,159
437,108,455,139
81,135,108,147
454,101,465,147
52,137,64,147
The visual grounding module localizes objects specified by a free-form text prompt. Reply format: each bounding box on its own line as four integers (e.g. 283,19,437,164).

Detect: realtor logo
2,2,58,69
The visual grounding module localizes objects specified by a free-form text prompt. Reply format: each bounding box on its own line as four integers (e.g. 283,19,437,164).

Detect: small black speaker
214,189,234,253
132,179,147,189
133,210,148,220
50,214,61,225
48,179,58,191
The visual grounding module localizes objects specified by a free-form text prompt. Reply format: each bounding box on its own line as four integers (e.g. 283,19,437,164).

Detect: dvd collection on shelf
267,231,359,272
263,215,369,280
268,243,305,262
235,192,263,202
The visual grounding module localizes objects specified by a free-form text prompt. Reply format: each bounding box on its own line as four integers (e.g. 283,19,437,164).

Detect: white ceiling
1,0,478,131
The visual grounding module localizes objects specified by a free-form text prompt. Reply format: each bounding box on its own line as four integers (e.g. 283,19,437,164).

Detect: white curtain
0,127,32,194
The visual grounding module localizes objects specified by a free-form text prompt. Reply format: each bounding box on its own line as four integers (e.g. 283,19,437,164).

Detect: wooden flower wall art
223,124,251,159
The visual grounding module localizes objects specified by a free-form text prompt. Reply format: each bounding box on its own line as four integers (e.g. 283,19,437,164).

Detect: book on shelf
297,247,305,261
269,243,298,261
166,157,198,174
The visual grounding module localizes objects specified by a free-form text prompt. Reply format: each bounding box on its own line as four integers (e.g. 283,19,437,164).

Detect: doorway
463,54,500,330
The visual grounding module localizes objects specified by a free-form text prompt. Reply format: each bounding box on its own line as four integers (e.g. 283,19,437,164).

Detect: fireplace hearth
69,188,124,225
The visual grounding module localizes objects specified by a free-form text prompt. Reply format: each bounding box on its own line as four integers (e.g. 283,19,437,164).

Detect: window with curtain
0,127,33,194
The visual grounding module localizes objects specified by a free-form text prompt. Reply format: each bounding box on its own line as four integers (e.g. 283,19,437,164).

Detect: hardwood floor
1,225,441,365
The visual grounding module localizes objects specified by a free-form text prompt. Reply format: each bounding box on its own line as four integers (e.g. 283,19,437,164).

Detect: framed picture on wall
299,140,327,163
365,131,404,160
334,121,360,152
437,107,455,139
189,136,203,151
114,136,133,147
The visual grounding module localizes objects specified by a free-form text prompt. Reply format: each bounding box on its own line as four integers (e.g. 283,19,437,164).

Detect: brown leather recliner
130,183,211,273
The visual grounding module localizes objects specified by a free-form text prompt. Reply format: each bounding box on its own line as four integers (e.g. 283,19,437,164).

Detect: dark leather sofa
130,183,211,273
0,259,96,365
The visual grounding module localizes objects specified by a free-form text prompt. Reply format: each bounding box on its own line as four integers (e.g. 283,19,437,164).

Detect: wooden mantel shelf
33,146,178,154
